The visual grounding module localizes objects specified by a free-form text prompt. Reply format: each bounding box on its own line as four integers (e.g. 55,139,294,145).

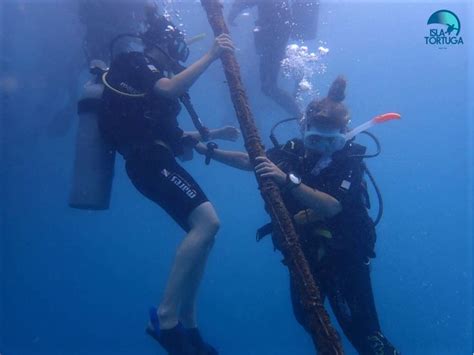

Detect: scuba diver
227,0,319,117
194,77,401,354
71,4,238,355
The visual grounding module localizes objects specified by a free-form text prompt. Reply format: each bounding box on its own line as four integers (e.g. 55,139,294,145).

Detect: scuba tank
69,61,116,210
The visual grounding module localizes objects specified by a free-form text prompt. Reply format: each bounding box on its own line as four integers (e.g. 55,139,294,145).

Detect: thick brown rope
200,1,344,354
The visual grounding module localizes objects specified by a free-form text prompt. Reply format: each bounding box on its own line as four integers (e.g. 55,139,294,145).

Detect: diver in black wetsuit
96,5,238,355
196,77,400,354
228,0,319,117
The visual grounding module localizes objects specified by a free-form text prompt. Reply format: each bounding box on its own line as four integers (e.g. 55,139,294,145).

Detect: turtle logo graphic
428,10,461,35
425,9,464,48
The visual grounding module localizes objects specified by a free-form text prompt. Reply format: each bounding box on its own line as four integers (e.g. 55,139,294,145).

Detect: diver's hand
255,156,287,186
212,126,240,141
209,34,235,60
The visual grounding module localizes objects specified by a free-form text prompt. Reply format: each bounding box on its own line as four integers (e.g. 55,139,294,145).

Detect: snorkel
345,112,401,140
185,33,207,46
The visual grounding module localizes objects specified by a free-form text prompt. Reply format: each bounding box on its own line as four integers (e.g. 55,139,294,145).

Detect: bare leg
179,203,218,327
157,202,220,329
178,243,213,328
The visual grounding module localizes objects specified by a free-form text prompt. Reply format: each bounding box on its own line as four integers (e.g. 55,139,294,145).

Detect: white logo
170,175,197,199
119,81,141,95
161,169,197,198
148,64,158,72
340,180,351,190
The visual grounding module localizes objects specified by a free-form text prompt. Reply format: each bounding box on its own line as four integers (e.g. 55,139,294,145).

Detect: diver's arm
183,131,203,141
228,0,257,25
195,143,253,171
155,55,213,98
254,157,341,218
155,34,234,98
288,184,342,218
184,126,241,142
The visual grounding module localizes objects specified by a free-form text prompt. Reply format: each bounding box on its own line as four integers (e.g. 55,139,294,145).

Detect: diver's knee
198,217,219,249
187,203,220,249
206,216,220,236
191,220,219,249
189,203,220,235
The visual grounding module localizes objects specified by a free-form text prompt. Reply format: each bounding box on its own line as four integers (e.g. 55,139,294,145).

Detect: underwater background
1,0,472,354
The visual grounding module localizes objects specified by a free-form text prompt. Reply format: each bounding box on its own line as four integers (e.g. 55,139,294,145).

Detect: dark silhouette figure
228,0,301,116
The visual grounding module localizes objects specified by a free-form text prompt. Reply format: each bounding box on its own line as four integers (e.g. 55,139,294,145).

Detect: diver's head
142,5,189,65
303,76,349,155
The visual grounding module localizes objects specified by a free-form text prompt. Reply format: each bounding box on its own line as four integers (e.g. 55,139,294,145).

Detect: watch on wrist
205,142,218,165
286,172,302,190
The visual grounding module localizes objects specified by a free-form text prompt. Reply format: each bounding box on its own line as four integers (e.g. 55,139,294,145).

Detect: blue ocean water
0,1,472,354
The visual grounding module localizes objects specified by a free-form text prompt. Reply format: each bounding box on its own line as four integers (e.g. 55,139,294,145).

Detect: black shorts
125,145,209,231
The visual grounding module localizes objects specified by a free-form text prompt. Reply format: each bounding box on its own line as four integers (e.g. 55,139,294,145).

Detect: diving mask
304,126,346,155
143,15,190,63
169,36,190,63
304,112,402,155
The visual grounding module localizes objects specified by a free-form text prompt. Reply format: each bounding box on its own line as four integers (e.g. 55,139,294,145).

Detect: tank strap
101,71,146,98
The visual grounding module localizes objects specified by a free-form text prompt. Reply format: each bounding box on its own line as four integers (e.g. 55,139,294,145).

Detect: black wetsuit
100,51,208,231
267,139,399,355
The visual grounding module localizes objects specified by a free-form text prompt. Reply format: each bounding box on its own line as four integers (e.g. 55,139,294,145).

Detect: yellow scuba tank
69,61,116,210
